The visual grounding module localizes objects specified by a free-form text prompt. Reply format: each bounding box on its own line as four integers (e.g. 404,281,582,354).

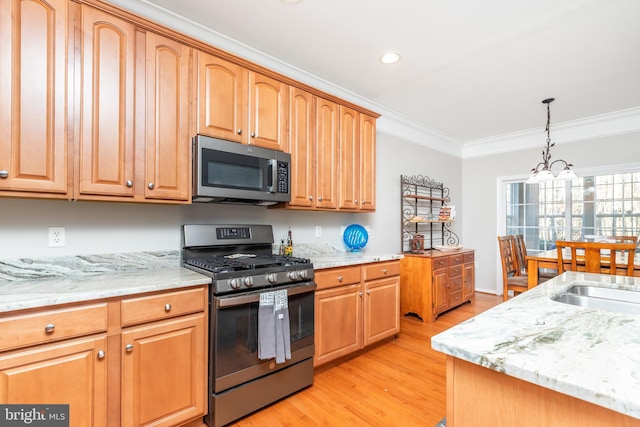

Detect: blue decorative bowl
343,224,368,251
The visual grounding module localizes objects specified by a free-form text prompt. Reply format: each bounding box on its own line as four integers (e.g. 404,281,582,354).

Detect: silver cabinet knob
0,170,8,178
308,196,313,201
337,276,343,282
126,180,133,188
250,132,256,138
366,290,371,295
97,350,105,359
359,292,363,297
355,199,358,204
237,129,242,135
318,196,323,202
44,324,55,333
361,200,366,205
383,269,388,274
148,183,154,190
164,303,171,312
125,344,134,352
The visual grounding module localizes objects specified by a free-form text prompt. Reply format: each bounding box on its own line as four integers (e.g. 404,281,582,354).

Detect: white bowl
433,244,463,252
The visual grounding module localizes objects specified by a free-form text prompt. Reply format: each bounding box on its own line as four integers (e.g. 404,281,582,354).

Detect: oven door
210,281,315,393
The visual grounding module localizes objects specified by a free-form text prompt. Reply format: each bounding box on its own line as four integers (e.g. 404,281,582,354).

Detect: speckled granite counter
291,243,403,270
431,271,640,420
0,246,402,313
0,251,209,313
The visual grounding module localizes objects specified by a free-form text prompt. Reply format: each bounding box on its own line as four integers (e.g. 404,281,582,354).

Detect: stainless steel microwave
192,135,291,206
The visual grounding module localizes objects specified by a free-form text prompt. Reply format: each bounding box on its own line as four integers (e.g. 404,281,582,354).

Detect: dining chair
555,240,636,276
498,235,529,301
513,234,557,281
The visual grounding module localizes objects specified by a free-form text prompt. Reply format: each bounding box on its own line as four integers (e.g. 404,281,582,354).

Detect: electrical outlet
315,226,322,237
48,227,65,247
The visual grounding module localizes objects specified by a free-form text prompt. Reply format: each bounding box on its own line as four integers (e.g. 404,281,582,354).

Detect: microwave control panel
276,161,289,193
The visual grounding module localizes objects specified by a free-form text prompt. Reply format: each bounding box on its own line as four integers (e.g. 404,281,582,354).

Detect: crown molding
462,107,640,159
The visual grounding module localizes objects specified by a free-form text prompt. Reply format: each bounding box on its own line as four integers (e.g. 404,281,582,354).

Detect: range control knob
244,277,254,287
229,278,241,289
287,271,300,281
299,270,309,280
266,273,278,284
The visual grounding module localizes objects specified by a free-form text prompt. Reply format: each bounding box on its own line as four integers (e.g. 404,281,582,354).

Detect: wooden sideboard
400,250,475,322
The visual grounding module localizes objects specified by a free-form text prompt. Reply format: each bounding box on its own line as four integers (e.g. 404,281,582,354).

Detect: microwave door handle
267,159,276,193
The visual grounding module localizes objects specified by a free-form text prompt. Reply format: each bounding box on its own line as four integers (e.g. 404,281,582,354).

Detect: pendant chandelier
525,98,577,184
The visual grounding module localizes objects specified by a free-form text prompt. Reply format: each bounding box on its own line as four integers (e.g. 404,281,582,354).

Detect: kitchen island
432,271,640,427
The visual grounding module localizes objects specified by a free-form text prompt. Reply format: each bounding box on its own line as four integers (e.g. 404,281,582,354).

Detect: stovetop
184,254,311,274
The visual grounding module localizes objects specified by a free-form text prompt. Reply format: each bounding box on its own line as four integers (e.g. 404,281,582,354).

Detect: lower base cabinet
0,285,208,427
314,260,400,367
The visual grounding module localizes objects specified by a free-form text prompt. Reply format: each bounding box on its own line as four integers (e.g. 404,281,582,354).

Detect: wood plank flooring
230,292,502,427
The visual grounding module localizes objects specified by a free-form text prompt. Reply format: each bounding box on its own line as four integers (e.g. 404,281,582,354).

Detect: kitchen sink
552,285,640,316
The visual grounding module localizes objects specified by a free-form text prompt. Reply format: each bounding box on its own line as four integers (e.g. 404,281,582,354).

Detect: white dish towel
258,289,291,363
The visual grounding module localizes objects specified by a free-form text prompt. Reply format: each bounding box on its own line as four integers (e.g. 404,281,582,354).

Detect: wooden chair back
513,234,527,275
498,235,529,300
555,240,636,276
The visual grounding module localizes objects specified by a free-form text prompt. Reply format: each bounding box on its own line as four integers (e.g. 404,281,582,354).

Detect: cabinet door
144,32,191,201
287,86,315,208
315,97,338,209
314,284,362,366
339,106,360,210
197,52,248,143
121,313,206,427
249,72,288,150
363,276,399,346
359,113,376,211
78,6,135,197
0,336,107,427
433,268,449,316
464,261,475,300
0,0,68,195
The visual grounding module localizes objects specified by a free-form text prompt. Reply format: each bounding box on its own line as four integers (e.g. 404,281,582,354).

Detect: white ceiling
137,0,640,150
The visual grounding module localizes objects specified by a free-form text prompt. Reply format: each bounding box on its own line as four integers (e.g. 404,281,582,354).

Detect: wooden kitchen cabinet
358,113,377,211
77,5,136,199
197,51,288,151
0,285,208,427
314,261,400,367
400,250,475,322
142,31,192,202
0,302,109,426
0,0,69,198
120,287,207,427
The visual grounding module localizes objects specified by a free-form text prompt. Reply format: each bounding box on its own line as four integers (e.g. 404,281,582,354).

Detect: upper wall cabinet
76,5,191,203
143,32,192,202
77,5,136,199
197,52,288,151
0,0,68,197
358,113,377,211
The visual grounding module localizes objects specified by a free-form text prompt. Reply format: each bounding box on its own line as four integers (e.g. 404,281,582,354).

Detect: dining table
526,248,640,288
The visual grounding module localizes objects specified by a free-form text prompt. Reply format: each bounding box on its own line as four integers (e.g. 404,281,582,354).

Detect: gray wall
462,131,640,294
0,132,461,260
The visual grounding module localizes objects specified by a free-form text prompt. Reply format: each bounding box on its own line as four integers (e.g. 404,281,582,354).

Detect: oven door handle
216,282,316,308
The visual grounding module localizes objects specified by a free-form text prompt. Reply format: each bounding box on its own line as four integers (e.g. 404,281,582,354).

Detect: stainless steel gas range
181,224,316,427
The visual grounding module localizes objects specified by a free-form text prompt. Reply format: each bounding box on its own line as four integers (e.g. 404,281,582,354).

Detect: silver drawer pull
382,269,388,274
0,170,8,178
97,350,105,359
337,276,343,282
125,344,134,352
44,324,55,333
164,303,171,312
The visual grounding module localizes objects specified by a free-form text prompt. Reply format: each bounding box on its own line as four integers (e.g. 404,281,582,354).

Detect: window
505,171,640,255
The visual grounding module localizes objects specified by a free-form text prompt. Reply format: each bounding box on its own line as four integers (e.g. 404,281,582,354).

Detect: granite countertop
431,271,640,420
0,246,402,313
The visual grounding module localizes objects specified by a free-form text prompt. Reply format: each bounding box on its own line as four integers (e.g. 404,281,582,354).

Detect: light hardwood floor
230,292,502,427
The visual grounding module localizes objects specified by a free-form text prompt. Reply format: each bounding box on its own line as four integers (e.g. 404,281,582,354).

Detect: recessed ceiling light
380,51,401,64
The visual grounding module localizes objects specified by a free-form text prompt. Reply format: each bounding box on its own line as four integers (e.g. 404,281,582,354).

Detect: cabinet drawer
121,287,206,327
432,257,449,270
363,261,400,281
464,252,475,263
449,289,463,307
448,253,464,266
448,265,463,277
449,275,463,292
0,303,108,352
314,266,361,290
